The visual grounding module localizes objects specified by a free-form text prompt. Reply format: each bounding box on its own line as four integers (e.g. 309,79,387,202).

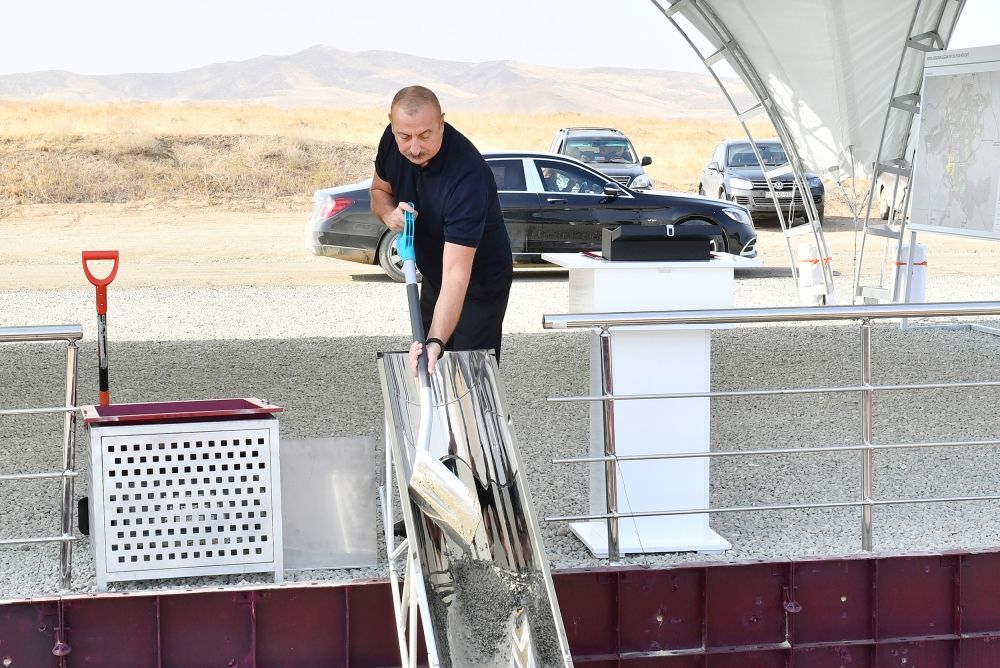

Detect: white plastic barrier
796,242,827,306
894,242,928,303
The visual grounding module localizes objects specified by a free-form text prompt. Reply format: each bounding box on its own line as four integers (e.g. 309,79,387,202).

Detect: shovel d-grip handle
82,250,120,315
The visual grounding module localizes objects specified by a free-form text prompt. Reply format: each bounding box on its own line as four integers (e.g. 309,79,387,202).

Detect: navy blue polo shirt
374,122,512,288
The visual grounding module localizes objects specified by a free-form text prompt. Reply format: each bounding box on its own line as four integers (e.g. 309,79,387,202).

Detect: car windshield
565,139,637,164
727,143,789,167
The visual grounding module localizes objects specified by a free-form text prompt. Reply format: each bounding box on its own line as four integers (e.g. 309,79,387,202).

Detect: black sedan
307,151,757,281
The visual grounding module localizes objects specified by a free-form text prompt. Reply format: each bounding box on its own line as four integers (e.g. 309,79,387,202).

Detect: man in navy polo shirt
371,85,513,373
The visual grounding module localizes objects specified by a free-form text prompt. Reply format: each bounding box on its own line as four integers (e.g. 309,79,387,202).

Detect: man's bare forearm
427,242,475,344
370,188,398,225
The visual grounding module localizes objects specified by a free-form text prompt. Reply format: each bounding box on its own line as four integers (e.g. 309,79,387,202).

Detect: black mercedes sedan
307,151,757,281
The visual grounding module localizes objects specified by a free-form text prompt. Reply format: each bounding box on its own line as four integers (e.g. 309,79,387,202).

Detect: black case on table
601,224,712,261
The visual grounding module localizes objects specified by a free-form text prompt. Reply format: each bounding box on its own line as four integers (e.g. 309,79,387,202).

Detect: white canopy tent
650,0,966,302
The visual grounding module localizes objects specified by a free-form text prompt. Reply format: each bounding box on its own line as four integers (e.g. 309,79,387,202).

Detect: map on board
909,45,1000,240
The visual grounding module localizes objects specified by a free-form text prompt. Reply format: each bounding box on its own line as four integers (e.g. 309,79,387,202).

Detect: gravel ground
2,269,1000,600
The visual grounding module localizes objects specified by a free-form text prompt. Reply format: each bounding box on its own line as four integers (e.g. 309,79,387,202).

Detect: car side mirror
641,156,652,167
603,182,622,198
707,161,720,172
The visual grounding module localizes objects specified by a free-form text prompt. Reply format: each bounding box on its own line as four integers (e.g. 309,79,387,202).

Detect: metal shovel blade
409,447,481,547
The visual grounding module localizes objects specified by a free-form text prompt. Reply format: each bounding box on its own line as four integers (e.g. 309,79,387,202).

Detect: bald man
371,85,513,373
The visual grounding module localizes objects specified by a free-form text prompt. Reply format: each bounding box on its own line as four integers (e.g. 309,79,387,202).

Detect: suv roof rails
558,127,625,134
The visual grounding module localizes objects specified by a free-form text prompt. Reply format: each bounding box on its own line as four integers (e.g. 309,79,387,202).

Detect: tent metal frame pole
650,0,834,301
853,0,923,304
854,0,966,304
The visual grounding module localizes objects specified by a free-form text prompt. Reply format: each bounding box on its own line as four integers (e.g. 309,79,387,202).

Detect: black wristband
424,338,446,359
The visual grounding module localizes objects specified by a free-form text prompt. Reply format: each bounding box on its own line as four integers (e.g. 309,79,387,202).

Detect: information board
909,43,1000,240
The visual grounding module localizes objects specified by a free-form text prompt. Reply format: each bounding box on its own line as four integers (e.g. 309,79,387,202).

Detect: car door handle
546,197,567,204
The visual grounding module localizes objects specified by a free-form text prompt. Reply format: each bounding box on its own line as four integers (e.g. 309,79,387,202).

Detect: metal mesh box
83,399,283,591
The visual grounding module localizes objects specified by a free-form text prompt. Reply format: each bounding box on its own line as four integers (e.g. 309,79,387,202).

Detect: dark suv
549,127,653,190
699,139,825,223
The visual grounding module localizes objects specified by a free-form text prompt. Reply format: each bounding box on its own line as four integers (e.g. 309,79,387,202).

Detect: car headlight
729,177,753,190
723,207,754,227
630,174,652,189
807,176,823,189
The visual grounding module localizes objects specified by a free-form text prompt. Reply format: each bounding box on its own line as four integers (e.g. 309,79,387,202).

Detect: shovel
398,205,482,547
82,250,120,406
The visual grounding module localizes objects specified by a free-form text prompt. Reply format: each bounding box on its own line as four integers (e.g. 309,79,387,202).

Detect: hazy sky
1,0,997,76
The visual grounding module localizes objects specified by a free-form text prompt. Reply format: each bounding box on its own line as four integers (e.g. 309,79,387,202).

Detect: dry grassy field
0,100,773,213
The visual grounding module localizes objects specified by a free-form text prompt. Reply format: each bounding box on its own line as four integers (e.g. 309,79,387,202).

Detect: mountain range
0,45,731,118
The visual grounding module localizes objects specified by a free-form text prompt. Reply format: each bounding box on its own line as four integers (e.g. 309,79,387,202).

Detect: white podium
543,252,760,557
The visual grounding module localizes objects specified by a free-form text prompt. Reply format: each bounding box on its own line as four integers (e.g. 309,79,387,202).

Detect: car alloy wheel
378,230,421,283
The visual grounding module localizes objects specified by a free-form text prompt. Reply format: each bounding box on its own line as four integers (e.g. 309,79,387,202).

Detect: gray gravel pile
3,269,1000,599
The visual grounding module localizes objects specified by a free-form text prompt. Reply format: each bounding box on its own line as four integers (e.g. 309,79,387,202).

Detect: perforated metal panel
88,418,283,590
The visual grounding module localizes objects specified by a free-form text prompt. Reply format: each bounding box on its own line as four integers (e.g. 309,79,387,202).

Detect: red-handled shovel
81,250,120,406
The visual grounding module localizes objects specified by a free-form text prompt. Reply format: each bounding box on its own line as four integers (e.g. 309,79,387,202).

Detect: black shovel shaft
406,281,429,385
96,313,110,405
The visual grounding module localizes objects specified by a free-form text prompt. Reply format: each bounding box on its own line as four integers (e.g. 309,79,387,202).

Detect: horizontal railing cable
543,300,1000,329
0,471,79,482
547,494,1000,523
553,438,1000,464
0,535,76,547
0,325,83,343
548,379,1000,403
0,406,79,417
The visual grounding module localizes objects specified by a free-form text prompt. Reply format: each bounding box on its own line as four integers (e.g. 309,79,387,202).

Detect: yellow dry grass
0,100,774,211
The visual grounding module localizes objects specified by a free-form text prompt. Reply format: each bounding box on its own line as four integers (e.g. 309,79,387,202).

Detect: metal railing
542,301,1000,561
0,325,82,590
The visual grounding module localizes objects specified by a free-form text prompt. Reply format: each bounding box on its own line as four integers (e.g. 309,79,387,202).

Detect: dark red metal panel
554,570,619,655
959,552,1000,634
625,656,704,666
705,649,787,667
7,551,1000,665
64,596,158,666
619,568,703,653
875,639,955,667
958,636,1000,667
159,590,254,668
792,558,873,644
254,587,347,667
345,580,403,668
876,556,957,640
705,563,788,648
792,644,871,667
0,600,59,668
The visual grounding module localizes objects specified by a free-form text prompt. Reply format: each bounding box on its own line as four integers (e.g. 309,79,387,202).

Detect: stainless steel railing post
599,327,620,562
59,341,79,590
860,319,874,551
